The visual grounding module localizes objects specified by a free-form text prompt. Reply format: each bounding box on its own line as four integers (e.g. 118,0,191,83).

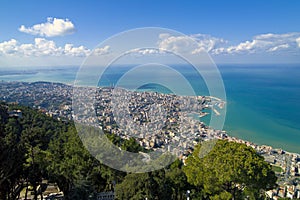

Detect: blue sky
0,0,300,66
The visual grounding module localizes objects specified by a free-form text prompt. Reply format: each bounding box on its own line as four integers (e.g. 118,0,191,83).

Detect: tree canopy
0,103,279,200
115,160,191,200
184,140,277,200
0,103,121,199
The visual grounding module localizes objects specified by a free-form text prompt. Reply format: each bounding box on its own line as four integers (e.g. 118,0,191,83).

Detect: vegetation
272,165,284,173
115,160,191,200
0,102,278,199
0,103,121,199
184,140,277,200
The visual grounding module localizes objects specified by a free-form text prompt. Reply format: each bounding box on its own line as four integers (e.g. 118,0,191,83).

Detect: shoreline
0,80,298,156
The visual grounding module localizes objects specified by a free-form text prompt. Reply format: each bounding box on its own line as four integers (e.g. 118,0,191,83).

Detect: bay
0,64,299,153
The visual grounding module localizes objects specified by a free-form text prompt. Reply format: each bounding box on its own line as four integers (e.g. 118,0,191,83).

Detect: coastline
1,65,300,153
2,80,300,196
0,80,298,157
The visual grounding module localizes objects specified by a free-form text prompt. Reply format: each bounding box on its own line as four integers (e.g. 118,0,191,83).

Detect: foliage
0,104,26,199
46,125,126,199
0,102,280,200
0,103,72,199
272,165,283,173
0,103,127,199
115,160,191,200
184,140,277,199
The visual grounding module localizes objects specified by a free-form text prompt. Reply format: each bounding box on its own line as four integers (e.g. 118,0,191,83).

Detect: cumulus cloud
159,32,300,55
0,39,18,55
0,38,110,57
93,45,110,56
126,48,165,55
64,44,90,57
218,40,268,54
214,32,300,54
254,33,298,40
296,37,300,48
267,44,289,52
158,33,227,54
19,17,75,37
158,34,197,53
1,31,299,65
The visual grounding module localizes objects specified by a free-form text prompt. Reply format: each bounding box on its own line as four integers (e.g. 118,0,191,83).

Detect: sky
0,0,300,67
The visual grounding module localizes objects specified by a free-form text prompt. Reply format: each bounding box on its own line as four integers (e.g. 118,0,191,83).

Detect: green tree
22,127,47,200
184,140,277,200
17,105,67,200
115,172,160,200
0,104,25,200
121,137,144,153
46,126,109,199
0,103,95,199
165,159,191,200
115,161,191,200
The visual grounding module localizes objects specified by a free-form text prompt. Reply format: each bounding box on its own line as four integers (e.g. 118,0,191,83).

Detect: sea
1,64,299,153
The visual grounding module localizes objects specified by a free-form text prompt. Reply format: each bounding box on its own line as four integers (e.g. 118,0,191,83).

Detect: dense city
1,81,300,199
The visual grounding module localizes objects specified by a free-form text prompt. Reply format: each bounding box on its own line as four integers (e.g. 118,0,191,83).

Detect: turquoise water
0,64,299,153
220,65,300,153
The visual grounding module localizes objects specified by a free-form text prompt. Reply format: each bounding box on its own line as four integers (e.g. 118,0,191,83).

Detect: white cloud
267,44,289,52
296,37,300,48
1,31,299,66
158,34,197,53
16,38,64,56
0,39,18,55
219,39,270,54
0,38,110,57
64,44,90,57
214,32,300,54
93,45,110,56
126,48,165,55
191,34,227,54
33,38,62,56
158,32,300,56
19,17,75,37
158,33,226,54
254,32,299,40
